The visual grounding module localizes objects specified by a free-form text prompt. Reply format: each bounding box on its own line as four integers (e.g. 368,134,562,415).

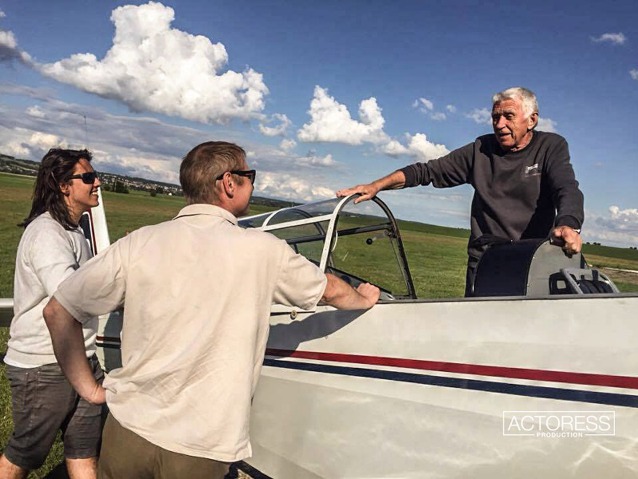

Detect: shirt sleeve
400,142,474,188
544,137,584,229
272,244,327,310
54,239,128,323
29,225,83,297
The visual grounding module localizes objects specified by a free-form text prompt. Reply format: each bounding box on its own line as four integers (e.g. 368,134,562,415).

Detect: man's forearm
336,170,406,203
321,273,380,310
43,297,105,404
373,170,406,191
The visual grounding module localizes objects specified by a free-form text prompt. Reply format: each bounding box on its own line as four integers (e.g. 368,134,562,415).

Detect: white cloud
0,28,32,64
0,10,6,18
36,2,268,124
258,113,291,137
414,97,434,112
585,206,638,248
414,98,447,121
1,92,348,194
446,105,457,113
279,138,296,152
26,105,46,118
608,206,638,228
297,86,388,145
406,133,449,160
1,90,350,202
537,117,557,133
1,129,67,158
465,108,491,125
97,150,180,185
630,69,638,80
1,129,33,158
0,30,15,49
380,139,409,157
296,87,449,160
0,117,182,186
379,133,448,161
591,33,627,45
583,205,638,247
254,171,334,203
0,94,214,182
297,152,336,167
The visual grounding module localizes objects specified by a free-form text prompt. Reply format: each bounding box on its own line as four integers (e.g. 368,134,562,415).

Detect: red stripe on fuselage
265,348,638,390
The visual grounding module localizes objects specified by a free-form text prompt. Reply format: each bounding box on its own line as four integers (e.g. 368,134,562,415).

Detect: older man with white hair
338,87,584,296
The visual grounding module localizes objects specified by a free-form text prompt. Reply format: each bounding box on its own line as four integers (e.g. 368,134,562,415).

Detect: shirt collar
173,203,238,225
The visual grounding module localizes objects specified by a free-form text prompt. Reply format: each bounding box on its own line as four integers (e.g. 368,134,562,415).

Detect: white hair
492,87,538,118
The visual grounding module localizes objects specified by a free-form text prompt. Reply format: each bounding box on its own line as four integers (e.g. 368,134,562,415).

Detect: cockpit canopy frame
239,195,417,300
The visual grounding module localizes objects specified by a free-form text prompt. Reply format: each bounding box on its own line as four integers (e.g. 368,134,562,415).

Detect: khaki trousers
99,413,230,479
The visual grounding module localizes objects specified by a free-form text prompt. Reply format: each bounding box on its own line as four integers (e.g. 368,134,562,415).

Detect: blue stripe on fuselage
263,358,638,408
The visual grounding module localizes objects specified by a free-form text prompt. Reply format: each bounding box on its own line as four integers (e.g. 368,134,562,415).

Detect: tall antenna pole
83,115,88,147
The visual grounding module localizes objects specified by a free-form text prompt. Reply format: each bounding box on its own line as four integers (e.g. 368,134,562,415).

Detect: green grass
1,171,637,475
0,174,32,297
582,243,638,261
102,190,186,241
103,190,276,242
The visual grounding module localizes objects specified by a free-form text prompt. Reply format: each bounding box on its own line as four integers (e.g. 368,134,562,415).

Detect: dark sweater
400,131,584,260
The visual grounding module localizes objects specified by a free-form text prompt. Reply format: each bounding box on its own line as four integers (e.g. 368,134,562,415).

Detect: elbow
321,273,347,306
42,297,66,332
320,276,338,304
42,299,55,327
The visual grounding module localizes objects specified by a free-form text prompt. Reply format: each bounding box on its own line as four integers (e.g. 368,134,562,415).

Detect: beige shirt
54,204,327,461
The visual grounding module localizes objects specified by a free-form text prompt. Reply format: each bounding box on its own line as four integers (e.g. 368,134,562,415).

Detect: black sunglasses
68,171,99,184
216,169,256,185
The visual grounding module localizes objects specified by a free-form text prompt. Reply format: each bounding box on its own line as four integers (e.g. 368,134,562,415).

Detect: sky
0,0,637,247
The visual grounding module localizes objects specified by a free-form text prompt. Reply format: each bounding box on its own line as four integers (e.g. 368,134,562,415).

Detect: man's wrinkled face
492,98,537,152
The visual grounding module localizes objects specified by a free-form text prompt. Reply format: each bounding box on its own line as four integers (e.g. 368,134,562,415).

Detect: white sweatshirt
5,212,97,368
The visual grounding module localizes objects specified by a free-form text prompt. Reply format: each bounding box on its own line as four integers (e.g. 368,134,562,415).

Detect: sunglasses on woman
68,171,99,184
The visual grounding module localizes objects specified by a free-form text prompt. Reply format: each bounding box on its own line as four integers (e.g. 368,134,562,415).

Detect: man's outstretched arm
321,273,380,309
336,170,407,204
43,297,106,405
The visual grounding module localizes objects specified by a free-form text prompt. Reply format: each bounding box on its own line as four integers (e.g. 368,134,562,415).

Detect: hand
355,282,381,308
551,226,582,256
336,183,380,203
84,383,107,405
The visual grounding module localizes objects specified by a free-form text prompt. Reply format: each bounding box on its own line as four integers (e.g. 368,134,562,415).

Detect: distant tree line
103,180,129,194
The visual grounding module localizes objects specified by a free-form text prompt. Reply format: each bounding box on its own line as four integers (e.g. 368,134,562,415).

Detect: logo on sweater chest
523,163,540,177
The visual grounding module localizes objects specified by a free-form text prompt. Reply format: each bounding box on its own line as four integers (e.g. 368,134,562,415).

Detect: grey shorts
3,355,105,470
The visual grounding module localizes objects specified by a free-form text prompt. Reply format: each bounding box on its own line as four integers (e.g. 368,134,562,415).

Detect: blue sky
1,0,637,247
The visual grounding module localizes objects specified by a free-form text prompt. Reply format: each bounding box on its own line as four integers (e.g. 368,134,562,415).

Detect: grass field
1,171,637,476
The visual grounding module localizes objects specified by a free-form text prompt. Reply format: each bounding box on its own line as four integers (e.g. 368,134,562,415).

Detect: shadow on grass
40,462,68,479
229,461,271,479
